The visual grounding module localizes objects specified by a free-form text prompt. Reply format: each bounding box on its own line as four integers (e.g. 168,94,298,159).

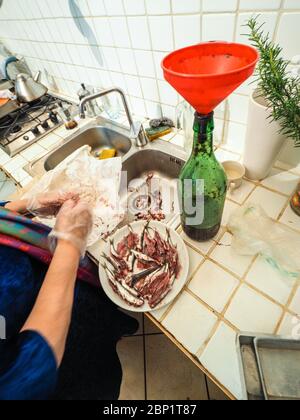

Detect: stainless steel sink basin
44,126,132,171
120,148,185,226
122,148,184,181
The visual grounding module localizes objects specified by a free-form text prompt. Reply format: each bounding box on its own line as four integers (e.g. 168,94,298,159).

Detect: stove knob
49,112,59,124
31,126,40,136
23,135,30,141
41,120,50,130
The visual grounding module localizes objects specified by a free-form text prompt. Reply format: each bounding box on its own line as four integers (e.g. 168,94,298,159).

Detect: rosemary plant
246,17,300,147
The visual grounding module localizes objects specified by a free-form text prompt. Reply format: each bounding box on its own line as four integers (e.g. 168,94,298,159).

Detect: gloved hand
26,191,80,218
48,199,93,257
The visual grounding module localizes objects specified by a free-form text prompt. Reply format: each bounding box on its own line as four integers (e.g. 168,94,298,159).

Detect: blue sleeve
0,202,8,207
0,330,57,400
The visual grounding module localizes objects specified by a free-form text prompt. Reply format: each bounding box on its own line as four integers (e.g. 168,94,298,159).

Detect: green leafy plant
245,17,300,147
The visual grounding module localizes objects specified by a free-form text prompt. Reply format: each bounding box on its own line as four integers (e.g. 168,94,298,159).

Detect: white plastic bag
23,146,124,246
228,204,300,280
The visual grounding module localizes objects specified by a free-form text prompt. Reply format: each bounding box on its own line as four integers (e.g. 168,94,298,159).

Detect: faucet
79,87,148,147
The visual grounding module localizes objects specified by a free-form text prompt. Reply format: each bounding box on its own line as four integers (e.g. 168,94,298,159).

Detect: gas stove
0,95,73,157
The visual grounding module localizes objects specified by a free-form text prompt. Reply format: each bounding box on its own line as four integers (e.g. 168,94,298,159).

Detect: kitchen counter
1,113,300,400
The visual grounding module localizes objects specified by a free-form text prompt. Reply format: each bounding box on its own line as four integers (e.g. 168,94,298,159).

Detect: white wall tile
236,12,278,43
276,13,300,59
172,0,201,14
149,16,174,51
110,17,131,48
123,0,146,15
240,0,281,10
128,17,151,49
227,94,249,124
140,77,159,101
203,0,238,12
86,0,106,16
125,74,143,97
134,50,156,77
284,0,300,9
173,15,201,49
202,14,235,42
103,0,124,15
118,48,137,75
157,80,179,106
145,0,171,15
92,18,114,46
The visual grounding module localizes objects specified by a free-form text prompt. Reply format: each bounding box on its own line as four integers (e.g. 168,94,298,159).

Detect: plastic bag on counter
228,204,300,281
23,145,125,247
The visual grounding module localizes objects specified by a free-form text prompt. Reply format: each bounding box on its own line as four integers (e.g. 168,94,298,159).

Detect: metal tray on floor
237,334,265,400
254,337,300,400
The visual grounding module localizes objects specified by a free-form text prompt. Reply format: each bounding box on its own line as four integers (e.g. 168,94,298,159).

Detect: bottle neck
192,112,214,156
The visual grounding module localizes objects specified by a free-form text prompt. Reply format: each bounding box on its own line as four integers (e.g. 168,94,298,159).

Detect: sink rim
24,117,187,178
43,125,132,172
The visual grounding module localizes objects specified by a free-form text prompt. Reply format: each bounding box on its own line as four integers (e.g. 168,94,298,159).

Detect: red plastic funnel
162,42,259,115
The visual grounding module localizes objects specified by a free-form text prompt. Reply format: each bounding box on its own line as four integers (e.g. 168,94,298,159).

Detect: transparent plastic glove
48,200,93,258
26,191,80,218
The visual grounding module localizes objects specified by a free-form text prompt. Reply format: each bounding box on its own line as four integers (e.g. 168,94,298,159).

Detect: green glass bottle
179,112,227,241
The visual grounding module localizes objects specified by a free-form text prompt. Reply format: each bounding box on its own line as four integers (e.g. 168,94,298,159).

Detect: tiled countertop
1,115,300,400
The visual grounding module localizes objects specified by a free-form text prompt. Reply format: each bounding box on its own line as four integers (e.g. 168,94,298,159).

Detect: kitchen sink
119,148,185,226
44,126,132,171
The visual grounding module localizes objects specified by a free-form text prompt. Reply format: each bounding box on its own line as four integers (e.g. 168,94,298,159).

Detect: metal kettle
15,71,48,103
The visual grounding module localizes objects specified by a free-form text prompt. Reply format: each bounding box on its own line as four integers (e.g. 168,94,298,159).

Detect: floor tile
210,231,254,278
245,256,295,305
225,284,283,334
222,200,239,227
189,260,239,313
280,205,300,232
199,323,243,400
277,312,300,339
146,334,208,400
120,310,143,336
117,336,145,400
144,315,163,335
244,186,287,220
289,287,300,317
180,227,224,256
162,291,218,354
261,168,299,196
206,378,229,400
227,179,256,204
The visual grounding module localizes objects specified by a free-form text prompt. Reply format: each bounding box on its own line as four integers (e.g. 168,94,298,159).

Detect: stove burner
11,124,22,134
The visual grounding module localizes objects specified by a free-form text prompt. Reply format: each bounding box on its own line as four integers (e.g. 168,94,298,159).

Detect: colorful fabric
0,206,99,288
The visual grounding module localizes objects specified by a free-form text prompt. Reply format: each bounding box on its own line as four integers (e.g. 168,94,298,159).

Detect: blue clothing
0,244,137,401
0,202,138,400
0,243,58,400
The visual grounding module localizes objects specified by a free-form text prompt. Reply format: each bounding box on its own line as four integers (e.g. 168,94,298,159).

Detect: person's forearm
22,240,80,366
5,199,28,214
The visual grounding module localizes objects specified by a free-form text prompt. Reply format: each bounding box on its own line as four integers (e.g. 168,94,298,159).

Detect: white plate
99,221,189,313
